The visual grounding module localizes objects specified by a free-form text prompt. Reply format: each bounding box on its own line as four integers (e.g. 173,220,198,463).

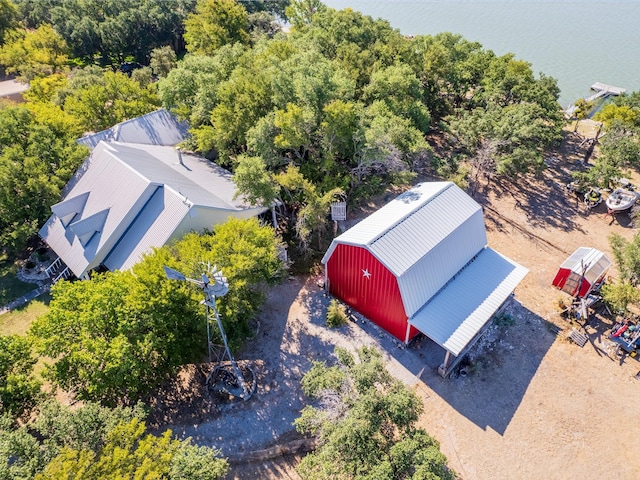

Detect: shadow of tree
149,277,338,456
341,300,556,436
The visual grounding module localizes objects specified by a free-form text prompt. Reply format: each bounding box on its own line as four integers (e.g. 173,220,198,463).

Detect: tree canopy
0,23,70,81
0,335,41,419
0,400,228,480
184,0,249,56
0,104,88,253
29,218,285,405
14,0,195,65
295,346,453,479
152,5,564,251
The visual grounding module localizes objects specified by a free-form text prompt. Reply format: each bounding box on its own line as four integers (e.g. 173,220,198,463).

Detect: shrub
326,299,348,328
493,312,514,328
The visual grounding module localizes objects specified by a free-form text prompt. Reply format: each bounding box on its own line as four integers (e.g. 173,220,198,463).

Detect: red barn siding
326,244,418,341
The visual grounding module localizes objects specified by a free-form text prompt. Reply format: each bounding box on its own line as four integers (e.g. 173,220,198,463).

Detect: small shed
552,247,611,298
321,182,528,376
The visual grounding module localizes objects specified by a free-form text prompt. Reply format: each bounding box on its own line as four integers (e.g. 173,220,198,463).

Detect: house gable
51,192,90,227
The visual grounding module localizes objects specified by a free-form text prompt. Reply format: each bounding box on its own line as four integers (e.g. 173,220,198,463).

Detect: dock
565,82,627,117
590,82,626,96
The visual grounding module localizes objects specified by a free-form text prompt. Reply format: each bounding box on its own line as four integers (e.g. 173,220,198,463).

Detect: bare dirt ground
152,123,640,479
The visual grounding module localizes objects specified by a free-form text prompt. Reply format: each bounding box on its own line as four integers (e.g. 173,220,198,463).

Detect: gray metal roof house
77,108,190,150
40,141,267,280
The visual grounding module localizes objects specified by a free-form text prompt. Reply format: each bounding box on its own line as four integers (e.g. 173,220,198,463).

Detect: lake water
323,0,640,108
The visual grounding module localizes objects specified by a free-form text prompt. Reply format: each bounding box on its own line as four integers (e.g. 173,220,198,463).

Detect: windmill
163,264,254,400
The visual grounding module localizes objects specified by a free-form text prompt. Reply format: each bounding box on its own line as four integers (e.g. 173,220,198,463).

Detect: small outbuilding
552,247,611,298
321,182,528,376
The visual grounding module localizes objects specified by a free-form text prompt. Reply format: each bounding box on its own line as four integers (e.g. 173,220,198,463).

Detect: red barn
322,182,528,376
552,247,611,298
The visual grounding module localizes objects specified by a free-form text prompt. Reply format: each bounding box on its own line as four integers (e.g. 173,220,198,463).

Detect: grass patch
0,254,36,305
0,293,51,336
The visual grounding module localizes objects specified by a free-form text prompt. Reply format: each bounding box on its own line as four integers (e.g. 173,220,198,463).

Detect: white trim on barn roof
322,182,484,276
409,247,528,356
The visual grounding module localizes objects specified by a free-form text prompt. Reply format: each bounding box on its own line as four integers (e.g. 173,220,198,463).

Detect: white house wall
168,205,269,241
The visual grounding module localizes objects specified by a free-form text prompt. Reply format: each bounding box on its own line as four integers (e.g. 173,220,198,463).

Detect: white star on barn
362,268,371,279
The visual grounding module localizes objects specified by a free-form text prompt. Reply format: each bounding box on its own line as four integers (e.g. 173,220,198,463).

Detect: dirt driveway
154,127,640,479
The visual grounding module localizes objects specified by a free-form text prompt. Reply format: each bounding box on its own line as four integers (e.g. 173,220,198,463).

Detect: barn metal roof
77,109,189,150
322,182,485,278
409,247,528,356
40,141,265,278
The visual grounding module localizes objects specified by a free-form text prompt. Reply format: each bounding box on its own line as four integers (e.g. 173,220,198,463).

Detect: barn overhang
407,248,528,375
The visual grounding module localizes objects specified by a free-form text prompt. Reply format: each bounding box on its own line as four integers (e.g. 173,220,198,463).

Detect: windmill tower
163,264,255,400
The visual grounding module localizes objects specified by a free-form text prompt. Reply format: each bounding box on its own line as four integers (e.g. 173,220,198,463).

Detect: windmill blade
209,268,229,296
163,266,186,281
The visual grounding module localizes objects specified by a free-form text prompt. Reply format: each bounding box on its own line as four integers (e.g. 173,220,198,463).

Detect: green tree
29,0,196,65
184,0,249,56
270,49,355,117
201,60,273,159
348,101,424,195
62,70,160,132
0,0,18,45
169,441,229,480
0,105,88,253
247,10,281,43
276,164,344,251
244,0,289,19
30,218,285,404
448,100,562,187
170,217,286,343
150,45,177,78
0,24,70,81
36,418,228,480
595,104,640,128
601,232,640,313
601,282,640,315
411,32,493,118
233,154,280,207
295,346,453,479
0,417,43,480
320,99,360,163
0,335,42,419
363,63,431,132
0,399,146,479
294,7,405,91
29,262,203,406
285,0,327,29
158,45,245,126
598,124,640,169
